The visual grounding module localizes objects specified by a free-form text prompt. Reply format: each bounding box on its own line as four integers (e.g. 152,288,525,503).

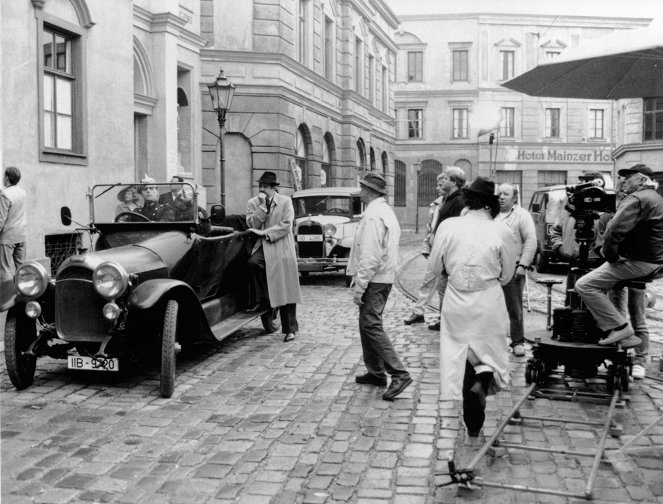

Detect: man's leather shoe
283,332,295,342
382,375,412,401
403,313,425,325
355,373,387,387
427,320,440,331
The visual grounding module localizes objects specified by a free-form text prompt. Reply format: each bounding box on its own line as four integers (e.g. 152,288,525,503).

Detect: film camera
553,178,617,346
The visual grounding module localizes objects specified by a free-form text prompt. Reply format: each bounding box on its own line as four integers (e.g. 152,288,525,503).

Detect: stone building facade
392,12,651,226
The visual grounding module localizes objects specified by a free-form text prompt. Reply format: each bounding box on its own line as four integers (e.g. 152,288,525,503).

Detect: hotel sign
510,148,612,163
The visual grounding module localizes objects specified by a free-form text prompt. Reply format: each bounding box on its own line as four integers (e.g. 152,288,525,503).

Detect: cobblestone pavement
1,231,662,503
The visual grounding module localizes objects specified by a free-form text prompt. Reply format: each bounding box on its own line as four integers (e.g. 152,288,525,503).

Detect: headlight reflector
323,223,337,238
25,301,42,319
16,262,50,298
93,262,129,299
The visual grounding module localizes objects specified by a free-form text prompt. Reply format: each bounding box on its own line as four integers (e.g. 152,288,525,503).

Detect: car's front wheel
261,307,281,334
5,309,37,390
160,300,178,398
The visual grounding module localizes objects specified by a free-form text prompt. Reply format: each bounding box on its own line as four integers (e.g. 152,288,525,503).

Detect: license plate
297,235,323,242
68,355,119,372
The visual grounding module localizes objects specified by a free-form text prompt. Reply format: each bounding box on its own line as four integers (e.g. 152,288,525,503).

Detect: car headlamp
25,301,42,319
102,302,121,321
93,262,129,299
323,223,337,238
15,262,50,298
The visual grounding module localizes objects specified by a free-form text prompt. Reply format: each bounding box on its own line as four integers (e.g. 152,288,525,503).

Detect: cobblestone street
2,231,663,503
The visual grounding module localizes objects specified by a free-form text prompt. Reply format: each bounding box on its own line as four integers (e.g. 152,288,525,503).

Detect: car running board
209,311,261,341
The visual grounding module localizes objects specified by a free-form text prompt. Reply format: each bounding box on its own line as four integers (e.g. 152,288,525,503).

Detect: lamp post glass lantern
207,69,235,206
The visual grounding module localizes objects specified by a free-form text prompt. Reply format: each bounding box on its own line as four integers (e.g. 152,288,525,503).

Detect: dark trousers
359,282,408,379
462,362,491,436
502,274,525,346
248,247,299,334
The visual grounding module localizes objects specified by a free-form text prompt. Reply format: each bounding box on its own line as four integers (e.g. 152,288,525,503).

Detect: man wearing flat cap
575,164,663,348
348,172,412,401
427,177,515,444
246,171,302,343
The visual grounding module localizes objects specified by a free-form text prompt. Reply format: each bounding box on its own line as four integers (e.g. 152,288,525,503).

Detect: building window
500,107,515,137
324,17,334,80
495,171,522,191
356,139,366,175
407,51,423,82
545,108,560,138
394,160,406,207
546,51,561,60
499,50,514,80
452,108,468,138
355,37,363,94
382,65,388,112
408,109,423,138
321,134,333,187
298,0,308,65
452,50,468,82
537,170,567,188
589,109,604,139
368,55,375,104
381,151,388,177
643,97,663,141
295,126,308,189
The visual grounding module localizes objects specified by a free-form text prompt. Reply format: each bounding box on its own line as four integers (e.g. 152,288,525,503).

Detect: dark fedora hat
359,172,387,195
258,171,280,186
618,163,654,178
462,176,498,201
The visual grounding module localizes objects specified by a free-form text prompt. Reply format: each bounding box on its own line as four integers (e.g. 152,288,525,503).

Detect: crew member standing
247,171,302,343
0,167,27,290
349,172,412,401
496,183,536,357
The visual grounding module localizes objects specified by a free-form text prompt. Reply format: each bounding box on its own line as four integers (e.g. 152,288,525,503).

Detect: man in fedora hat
246,171,302,342
575,164,663,350
427,177,515,444
348,172,412,401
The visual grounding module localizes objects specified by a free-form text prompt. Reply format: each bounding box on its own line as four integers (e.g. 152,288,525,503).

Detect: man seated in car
172,184,211,235
135,176,175,222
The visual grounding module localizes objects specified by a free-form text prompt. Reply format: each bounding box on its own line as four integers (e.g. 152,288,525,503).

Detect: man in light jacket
348,172,412,401
0,166,27,287
247,171,302,343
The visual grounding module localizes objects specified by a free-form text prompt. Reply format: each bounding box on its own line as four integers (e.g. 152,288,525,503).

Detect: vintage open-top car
292,187,362,284
2,182,278,397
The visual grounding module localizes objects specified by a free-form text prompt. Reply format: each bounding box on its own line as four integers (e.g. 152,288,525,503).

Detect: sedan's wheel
261,307,281,334
5,309,37,390
160,300,178,398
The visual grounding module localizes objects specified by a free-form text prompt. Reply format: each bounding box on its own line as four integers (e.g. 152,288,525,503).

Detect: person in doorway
0,166,27,288
348,172,412,401
497,183,536,357
403,166,466,330
427,177,515,444
246,171,302,343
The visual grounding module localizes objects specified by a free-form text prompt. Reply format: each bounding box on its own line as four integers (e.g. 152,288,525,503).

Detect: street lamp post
414,160,422,234
207,69,235,206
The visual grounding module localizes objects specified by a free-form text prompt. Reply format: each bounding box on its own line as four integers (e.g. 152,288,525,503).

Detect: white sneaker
632,364,645,380
512,344,526,357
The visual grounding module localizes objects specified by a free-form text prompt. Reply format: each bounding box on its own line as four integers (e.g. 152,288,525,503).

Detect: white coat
427,210,516,400
247,192,302,307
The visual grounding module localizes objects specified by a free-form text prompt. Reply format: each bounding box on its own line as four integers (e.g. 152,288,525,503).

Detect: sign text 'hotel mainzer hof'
504,147,613,163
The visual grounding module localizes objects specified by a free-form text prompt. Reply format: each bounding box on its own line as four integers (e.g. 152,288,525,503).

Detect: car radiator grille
56,267,107,342
297,223,324,258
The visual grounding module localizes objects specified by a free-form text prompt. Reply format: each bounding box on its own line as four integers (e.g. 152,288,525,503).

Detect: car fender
337,236,354,249
129,279,201,314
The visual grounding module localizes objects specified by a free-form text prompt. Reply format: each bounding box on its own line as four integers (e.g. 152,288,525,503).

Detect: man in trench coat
247,171,302,342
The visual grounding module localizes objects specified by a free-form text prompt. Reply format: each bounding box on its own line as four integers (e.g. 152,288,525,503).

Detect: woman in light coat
427,177,516,443
247,171,302,342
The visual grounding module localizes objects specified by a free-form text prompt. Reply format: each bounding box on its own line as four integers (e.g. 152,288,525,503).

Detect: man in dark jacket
135,176,175,222
575,164,663,346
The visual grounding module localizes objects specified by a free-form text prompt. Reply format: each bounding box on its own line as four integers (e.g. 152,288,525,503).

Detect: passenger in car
135,176,175,222
172,185,211,235
115,185,139,215
246,171,302,343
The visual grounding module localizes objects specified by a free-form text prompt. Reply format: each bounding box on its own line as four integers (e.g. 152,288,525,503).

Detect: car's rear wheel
261,307,281,334
534,251,549,273
5,309,37,390
160,300,178,398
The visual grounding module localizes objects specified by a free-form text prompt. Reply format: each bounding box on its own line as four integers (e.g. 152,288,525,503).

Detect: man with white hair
575,164,663,346
404,166,466,329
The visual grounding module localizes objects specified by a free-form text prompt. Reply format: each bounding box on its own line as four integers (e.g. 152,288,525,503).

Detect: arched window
381,151,388,177
356,138,366,180
417,159,443,206
370,147,376,171
394,160,406,207
322,133,334,187
295,125,310,190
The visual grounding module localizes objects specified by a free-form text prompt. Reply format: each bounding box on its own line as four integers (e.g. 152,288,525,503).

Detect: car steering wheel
115,211,150,223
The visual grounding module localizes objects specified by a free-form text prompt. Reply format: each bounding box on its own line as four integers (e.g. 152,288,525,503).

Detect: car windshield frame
89,182,199,225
